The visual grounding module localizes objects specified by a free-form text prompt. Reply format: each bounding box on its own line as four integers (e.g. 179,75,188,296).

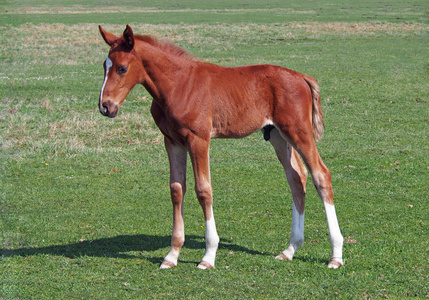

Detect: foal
98,25,344,269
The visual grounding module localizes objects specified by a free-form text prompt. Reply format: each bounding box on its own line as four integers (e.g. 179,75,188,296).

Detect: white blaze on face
100,57,113,104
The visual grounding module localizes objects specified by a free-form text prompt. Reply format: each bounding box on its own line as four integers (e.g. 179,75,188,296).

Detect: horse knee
195,182,214,220
170,182,185,204
195,182,212,202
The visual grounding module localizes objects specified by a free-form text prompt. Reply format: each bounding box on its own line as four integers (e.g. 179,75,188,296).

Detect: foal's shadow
1,234,266,266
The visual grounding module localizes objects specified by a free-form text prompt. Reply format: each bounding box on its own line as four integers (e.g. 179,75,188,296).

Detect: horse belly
210,106,270,139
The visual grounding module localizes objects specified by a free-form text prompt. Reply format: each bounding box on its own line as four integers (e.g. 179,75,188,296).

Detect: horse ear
123,25,135,50
99,25,118,46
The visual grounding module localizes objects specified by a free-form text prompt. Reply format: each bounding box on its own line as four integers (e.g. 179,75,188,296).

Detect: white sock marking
199,209,219,268
323,202,343,265
282,202,304,260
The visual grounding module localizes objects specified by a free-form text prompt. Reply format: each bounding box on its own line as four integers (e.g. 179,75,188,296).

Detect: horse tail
303,75,324,142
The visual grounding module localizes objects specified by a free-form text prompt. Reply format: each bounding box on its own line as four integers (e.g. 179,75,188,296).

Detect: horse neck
136,41,192,103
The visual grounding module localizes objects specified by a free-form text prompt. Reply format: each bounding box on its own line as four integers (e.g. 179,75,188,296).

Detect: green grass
1,0,428,299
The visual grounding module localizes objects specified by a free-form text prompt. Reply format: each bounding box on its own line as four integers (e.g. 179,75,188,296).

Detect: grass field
1,0,428,298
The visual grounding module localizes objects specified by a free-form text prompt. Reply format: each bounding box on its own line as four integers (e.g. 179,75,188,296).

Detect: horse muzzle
99,99,119,118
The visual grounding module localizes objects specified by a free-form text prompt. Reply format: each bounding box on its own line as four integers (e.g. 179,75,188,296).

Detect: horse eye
117,65,128,75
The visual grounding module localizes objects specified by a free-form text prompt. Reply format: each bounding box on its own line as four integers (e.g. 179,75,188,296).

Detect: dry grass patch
3,6,313,15
293,22,425,35
1,24,105,66
47,111,162,152
1,108,162,158
1,22,425,66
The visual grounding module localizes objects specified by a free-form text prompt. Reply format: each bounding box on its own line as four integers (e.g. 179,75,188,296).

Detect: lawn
1,0,428,299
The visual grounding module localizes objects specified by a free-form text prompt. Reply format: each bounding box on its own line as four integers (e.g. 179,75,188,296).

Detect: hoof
328,258,343,269
159,260,176,269
275,253,292,261
197,261,214,270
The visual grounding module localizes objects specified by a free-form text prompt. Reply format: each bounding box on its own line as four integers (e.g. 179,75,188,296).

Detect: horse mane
135,34,195,60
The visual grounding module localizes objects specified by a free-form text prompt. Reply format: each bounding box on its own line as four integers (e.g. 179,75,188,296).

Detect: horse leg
269,129,307,261
187,135,219,269
160,137,188,269
282,129,344,268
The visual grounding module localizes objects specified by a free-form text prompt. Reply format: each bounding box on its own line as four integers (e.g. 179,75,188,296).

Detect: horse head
98,25,143,118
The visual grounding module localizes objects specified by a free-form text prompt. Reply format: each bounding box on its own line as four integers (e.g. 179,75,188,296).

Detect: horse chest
151,101,210,143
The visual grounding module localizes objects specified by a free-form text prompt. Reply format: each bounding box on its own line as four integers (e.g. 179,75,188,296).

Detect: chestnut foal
98,25,343,269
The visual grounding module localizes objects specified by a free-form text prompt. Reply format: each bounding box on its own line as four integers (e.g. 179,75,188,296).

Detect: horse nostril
99,101,110,116
102,104,109,115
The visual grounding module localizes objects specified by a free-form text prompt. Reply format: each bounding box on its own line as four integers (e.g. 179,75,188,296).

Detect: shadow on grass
1,234,267,266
